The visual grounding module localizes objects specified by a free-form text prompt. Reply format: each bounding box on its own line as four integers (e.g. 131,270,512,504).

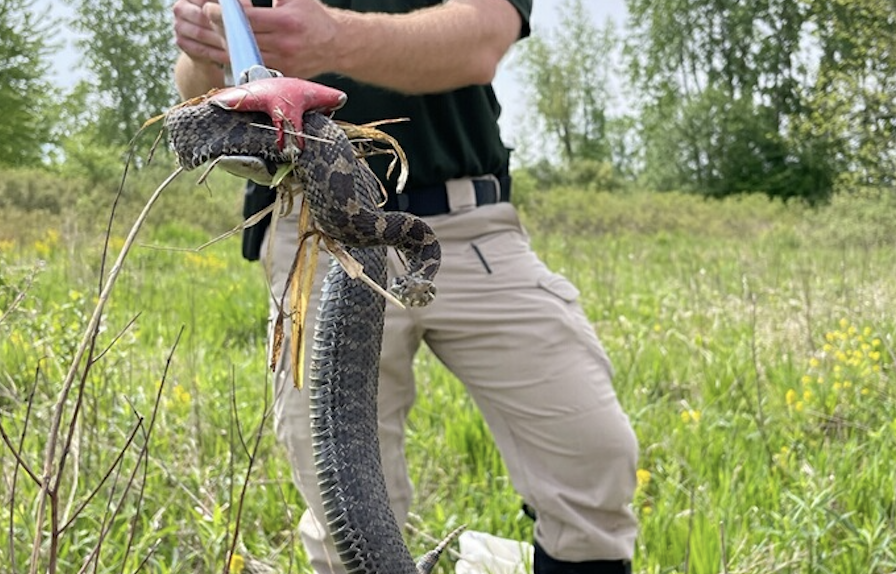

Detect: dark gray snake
166,104,448,574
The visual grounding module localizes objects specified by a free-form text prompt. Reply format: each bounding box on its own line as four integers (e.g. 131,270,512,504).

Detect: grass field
1,171,894,574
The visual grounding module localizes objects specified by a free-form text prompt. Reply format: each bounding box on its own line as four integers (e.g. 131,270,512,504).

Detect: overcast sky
45,1,629,145
494,1,628,145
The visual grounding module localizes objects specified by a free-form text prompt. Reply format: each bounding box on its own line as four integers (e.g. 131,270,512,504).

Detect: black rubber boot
534,540,632,574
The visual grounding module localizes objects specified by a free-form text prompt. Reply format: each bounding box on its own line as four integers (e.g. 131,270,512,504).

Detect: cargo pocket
537,272,580,303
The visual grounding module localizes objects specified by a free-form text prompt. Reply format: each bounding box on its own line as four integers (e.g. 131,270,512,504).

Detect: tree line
519,0,895,202
1,0,894,201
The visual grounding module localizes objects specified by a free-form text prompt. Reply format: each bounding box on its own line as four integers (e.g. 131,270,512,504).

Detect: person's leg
262,206,421,574
422,203,638,570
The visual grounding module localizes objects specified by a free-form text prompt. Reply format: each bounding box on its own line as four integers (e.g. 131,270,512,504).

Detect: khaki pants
262,197,638,572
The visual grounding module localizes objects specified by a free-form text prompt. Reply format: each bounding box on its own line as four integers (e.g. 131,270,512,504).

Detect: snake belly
166,107,441,574
299,113,432,574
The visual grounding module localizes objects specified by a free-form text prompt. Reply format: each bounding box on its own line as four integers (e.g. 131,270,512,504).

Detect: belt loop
445,178,477,213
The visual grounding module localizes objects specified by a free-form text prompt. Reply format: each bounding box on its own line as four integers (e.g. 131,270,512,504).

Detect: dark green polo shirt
316,0,532,192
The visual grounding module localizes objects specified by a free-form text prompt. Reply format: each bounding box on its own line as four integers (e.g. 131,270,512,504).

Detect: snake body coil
166,104,442,574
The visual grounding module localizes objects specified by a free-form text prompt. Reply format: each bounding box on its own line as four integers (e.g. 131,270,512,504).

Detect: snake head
208,77,348,150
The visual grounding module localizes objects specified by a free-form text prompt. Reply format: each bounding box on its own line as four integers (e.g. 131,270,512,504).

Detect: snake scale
166,100,451,574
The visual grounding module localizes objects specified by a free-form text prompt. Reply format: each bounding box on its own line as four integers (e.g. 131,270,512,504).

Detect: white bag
455,530,534,574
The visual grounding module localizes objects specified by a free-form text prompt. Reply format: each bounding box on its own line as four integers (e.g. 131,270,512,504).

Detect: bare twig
223,371,272,574
230,367,250,457
138,201,276,254
58,419,144,533
0,413,42,487
119,423,150,573
0,260,44,327
121,327,183,572
29,167,184,574
90,313,142,364
79,419,143,574
129,539,162,574
78,328,182,574
6,367,41,574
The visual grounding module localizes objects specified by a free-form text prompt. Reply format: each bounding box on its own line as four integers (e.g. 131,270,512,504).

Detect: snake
165,99,453,574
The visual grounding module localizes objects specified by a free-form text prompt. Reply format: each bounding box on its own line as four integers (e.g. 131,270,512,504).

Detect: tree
0,0,58,167
69,0,178,149
803,0,896,188
515,0,618,165
627,0,894,200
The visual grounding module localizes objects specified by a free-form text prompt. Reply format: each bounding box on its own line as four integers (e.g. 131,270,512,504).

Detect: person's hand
247,0,341,78
173,0,229,67
190,0,341,79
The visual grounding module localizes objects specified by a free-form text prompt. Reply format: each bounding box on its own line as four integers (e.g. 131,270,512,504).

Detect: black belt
383,171,512,217
241,169,511,261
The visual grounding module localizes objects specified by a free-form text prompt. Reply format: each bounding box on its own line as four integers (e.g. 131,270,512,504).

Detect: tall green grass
1,173,894,573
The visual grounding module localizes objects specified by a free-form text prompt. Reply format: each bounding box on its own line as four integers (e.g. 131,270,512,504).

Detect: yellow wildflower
801,374,812,385
108,236,126,252
9,331,24,348
34,239,51,257
185,252,226,271
680,409,701,424
803,390,813,401
839,318,849,330
636,469,651,488
795,401,804,412
172,384,192,406
229,554,245,574
786,389,797,406
809,357,820,368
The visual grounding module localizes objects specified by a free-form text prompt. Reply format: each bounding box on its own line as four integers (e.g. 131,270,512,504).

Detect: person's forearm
328,0,520,94
173,0,522,99
174,53,226,99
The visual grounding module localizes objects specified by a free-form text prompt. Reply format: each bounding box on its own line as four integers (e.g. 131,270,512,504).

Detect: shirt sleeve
504,0,532,39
